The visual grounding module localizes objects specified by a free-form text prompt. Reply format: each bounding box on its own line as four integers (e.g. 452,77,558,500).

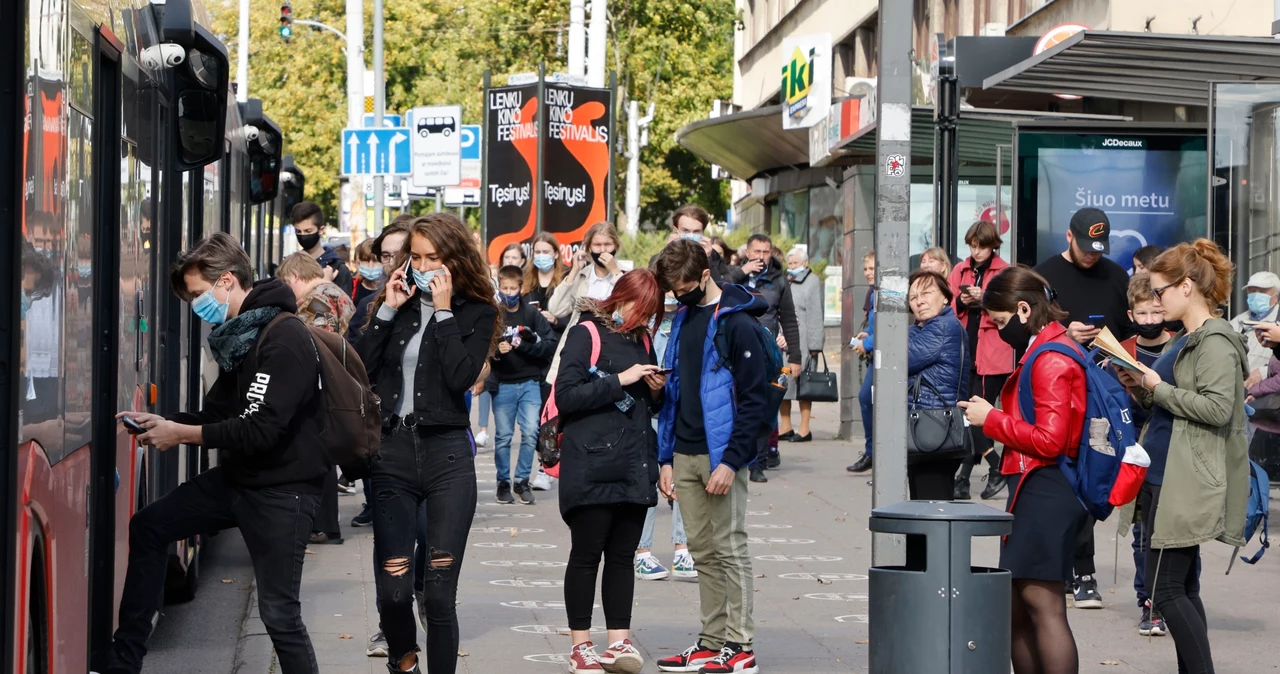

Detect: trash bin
868,500,1014,674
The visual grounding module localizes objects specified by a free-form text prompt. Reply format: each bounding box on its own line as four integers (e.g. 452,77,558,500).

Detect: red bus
0,1,294,672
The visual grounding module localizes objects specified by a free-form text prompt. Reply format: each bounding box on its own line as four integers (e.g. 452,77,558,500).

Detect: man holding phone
1034,207,1133,612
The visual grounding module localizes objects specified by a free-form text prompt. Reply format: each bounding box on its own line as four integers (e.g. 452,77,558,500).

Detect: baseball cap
1069,208,1111,254
1246,271,1280,291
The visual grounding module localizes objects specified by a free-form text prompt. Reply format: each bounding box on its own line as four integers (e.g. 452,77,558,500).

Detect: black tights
564,504,648,630
1010,579,1079,674
1142,483,1214,673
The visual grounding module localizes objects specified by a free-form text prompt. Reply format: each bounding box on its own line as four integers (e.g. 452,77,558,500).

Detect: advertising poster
483,83,540,263
540,83,613,261
1017,132,1207,270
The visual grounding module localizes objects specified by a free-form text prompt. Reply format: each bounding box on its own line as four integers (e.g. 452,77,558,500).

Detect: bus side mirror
170,23,229,171
239,99,283,204
280,155,305,214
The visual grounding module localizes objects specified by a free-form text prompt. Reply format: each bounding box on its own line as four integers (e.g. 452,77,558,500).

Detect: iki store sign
781,34,831,131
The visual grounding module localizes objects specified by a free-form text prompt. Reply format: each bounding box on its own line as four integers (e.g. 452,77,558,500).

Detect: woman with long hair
554,269,665,674
547,221,623,382
920,246,953,279
958,265,1088,674
525,232,567,325
1118,240,1248,674
356,214,500,674
501,242,528,270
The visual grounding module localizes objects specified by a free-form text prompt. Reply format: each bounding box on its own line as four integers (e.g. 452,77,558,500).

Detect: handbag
797,352,839,402
906,335,971,463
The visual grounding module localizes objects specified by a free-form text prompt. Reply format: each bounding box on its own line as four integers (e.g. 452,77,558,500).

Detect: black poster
483,83,540,264
539,84,614,262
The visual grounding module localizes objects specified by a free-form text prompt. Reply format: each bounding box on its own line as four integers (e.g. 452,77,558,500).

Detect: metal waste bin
868,501,1014,673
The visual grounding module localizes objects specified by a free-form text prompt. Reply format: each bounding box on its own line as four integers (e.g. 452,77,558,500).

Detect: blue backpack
1017,342,1138,522
1238,460,1270,566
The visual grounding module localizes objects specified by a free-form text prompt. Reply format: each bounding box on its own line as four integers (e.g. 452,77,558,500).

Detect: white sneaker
530,470,553,491
634,554,670,580
671,551,697,580
474,430,489,447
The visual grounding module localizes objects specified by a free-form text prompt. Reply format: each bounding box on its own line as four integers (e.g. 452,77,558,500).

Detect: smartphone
121,416,146,435
655,368,675,375
1086,315,1105,327
1243,319,1274,327
528,300,540,308
400,258,413,293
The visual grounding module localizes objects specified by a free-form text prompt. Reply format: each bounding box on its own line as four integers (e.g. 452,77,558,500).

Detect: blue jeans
493,379,540,483
477,390,491,428
638,497,687,549
859,367,874,456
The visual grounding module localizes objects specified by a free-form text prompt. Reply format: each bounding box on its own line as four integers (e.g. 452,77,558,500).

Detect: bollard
868,501,1014,673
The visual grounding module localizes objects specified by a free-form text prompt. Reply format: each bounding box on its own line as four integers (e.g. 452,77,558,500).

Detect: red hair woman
554,269,666,673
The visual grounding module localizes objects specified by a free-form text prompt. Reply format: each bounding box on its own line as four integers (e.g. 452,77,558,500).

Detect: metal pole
871,0,912,568
435,191,443,213
373,0,384,235
568,0,586,78
587,0,606,88
936,44,959,257
345,0,363,234
481,70,491,252
624,99,639,235
236,0,249,102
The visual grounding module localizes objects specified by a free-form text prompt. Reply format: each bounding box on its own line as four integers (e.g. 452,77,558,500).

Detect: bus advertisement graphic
483,83,540,263
539,83,613,262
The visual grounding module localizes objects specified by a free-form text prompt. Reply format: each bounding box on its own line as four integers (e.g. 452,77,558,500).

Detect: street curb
231,580,277,674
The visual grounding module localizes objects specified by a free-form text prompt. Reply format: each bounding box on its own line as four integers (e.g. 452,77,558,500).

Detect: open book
1090,327,1143,371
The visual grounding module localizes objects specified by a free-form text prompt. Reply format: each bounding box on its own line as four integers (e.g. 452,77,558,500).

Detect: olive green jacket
1130,318,1250,550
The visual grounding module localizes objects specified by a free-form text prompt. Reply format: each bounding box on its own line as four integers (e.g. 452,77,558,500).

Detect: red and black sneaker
656,642,719,672
698,643,758,674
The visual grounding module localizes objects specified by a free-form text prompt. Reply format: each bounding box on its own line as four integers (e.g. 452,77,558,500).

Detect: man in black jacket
292,201,353,293
647,204,735,283
108,233,328,674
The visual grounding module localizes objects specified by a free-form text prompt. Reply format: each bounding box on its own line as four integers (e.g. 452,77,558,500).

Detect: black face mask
676,280,706,307
591,251,608,268
296,232,321,251
998,313,1031,357
1134,322,1166,340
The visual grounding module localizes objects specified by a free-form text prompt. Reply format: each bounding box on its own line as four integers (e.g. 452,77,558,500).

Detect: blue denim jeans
859,367,874,456
477,390,491,428
638,497,688,549
493,379,540,483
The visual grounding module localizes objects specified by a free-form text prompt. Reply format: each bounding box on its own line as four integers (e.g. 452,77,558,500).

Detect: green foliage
721,228,797,259
618,230,671,269
210,0,736,228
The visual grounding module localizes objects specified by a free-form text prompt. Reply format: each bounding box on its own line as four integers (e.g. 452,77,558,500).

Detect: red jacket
948,256,1015,376
983,322,1087,476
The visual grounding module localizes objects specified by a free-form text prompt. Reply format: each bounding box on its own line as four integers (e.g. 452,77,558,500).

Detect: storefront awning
982,31,1280,107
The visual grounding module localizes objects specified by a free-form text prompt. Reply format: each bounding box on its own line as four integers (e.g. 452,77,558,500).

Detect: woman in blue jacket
905,270,970,499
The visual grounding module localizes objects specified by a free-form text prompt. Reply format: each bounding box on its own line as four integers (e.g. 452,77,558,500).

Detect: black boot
953,475,971,500
847,454,872,473
750,464,768,483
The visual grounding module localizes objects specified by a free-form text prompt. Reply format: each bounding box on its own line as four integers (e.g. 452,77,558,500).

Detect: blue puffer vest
658,284,766,470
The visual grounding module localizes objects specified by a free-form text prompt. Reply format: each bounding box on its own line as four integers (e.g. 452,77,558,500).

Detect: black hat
1069,207,1111,254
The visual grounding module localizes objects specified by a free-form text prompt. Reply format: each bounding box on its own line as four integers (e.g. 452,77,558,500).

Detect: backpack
1237,460,1271,566
1016,342,1141,522
712,311,789,434
264,314,382,478
538,321,650,478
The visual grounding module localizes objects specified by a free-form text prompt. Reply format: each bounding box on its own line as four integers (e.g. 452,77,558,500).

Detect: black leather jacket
356,296,496,428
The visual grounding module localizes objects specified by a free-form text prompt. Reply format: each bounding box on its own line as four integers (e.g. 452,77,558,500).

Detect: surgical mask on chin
359,265,384,281
412,268,440,293
191,285,230,325
1247,292,1273,316
533,254,555,271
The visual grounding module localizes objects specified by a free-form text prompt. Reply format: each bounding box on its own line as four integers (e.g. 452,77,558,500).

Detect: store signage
781,34,832,130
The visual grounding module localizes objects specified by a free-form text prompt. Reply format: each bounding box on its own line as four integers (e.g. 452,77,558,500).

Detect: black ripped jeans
372,423,476,671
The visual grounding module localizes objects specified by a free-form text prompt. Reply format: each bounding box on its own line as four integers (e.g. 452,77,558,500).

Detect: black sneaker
766,451,781,469
351,503,374,527
514,479,536,504
1072,575,1103,609
385,662,421,673
496,481,515,504
953,475,971,500
749,465,768,483
847,455,872,473
980,472,1007,500
777,430,797,441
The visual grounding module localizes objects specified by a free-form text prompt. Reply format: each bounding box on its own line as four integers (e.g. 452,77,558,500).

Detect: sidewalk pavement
232,402,1280,673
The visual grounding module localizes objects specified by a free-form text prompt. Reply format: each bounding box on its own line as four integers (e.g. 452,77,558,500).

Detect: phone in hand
655,367,675,376
121,416,146,435
1086,315,1105,327
528,300,540,308
401,258,414,294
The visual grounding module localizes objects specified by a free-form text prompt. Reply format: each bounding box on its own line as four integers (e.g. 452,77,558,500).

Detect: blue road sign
459,125,481,161
362,113,403,128
342,128,412,176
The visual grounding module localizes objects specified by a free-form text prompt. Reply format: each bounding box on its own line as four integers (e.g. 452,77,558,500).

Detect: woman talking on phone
554,269,665,674
356,214,500,674
957,265,1087,674
547,221,623,380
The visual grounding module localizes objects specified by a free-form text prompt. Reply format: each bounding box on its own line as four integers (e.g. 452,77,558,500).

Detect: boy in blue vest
653,240,769,674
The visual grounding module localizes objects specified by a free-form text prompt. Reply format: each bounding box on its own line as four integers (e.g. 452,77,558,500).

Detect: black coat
554,315,660,519
357,295,496,428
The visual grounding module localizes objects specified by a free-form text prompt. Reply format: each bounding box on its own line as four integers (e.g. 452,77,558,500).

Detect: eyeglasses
379,253,396,263
1151,279,1182,301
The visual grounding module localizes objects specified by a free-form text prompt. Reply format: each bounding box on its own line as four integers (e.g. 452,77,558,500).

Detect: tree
211,0,735,227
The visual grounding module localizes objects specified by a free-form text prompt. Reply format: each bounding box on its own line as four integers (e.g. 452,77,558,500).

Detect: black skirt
1001,467,1087,582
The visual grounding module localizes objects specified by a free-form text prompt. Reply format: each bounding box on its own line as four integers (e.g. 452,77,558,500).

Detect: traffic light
279,1,293,40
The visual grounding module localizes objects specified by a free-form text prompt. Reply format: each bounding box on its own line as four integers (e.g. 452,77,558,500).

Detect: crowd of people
100,198,1266,674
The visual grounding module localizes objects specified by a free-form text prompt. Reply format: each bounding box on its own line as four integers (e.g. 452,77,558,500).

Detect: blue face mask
500,292,520,308
612,311,626,325
533,254,555,271
20,291,31,319
412,267,440,293
786,267,804,277
191,284,230,325
359,265,384,281
1248,292,1273,316
679,232,703,243
77,262,92,278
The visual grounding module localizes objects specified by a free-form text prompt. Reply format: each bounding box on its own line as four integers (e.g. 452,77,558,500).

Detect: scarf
207,306,284,371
